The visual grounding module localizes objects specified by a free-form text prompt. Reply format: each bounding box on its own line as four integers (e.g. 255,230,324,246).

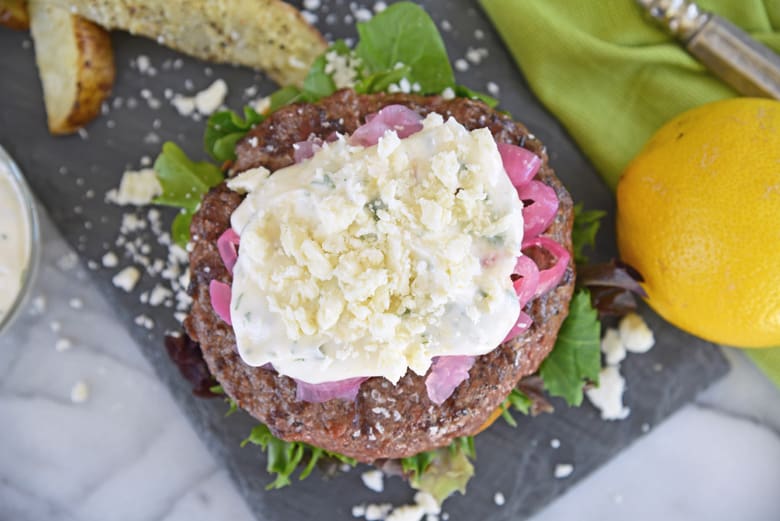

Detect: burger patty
184,89,575,463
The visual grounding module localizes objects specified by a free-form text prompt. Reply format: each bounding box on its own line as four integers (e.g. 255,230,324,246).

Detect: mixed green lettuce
154,0,606,495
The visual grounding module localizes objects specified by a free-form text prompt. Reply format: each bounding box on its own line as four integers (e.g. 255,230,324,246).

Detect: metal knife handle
637,0,780,100
686,15,780,99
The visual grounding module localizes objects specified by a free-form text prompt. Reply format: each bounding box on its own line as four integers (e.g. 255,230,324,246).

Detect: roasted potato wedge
43,0,327,86
0,0,29,30
29,0,115,135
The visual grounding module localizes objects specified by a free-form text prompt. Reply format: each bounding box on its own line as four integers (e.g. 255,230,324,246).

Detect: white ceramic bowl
0,145,40,335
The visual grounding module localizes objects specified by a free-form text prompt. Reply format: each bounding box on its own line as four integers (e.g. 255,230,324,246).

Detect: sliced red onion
522,236,571,297
295,376,368,403
350,104,423,146
217,228,240,275
503,311,533,343
517,180,559,239
209,280,232,325
513,255,540,308
498,143,541,187
425,355,476,405
293,137,323,163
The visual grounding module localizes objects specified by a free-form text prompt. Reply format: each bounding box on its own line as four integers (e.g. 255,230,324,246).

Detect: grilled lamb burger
184,89,574,463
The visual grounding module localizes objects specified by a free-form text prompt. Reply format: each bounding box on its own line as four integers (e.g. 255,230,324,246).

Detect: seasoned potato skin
0,0,29,30
43,0,327,86
55,15,115,135
29,1,115,134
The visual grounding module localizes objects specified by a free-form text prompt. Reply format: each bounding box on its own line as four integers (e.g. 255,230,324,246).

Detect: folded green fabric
480,0,780,388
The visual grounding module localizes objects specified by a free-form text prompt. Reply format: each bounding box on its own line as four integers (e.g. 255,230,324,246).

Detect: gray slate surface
0,2,728,519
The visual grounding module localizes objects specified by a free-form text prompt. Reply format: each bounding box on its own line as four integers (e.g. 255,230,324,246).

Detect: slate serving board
0,1,728,519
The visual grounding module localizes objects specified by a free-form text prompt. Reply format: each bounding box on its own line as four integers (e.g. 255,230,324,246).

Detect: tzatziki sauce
0,159,32,324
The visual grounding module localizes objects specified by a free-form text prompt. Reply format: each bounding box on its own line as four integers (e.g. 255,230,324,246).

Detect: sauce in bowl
0,147,38,332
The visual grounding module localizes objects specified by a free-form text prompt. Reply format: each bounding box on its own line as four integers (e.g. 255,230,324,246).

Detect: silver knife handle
637,0,709,40
687,15,780,99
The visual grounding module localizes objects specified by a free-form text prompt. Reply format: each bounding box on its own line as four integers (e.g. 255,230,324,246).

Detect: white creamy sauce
229,113,525,384
0,162,31,322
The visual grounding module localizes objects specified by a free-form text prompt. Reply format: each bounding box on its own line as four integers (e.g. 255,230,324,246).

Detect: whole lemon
617,98,780,348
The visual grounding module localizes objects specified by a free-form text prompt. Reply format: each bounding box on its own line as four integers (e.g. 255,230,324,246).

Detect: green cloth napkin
480,0,780,387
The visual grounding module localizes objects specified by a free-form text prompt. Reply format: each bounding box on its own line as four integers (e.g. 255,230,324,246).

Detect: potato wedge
29,0,115,135
0,0,29,30
42,0,327,86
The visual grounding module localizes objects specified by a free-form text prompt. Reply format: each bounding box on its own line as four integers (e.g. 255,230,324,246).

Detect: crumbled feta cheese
134,314,154,330
554,463,574,479
600,327,626,365
251,96,271,115
441,87,455,100
324,51,361,89
70,380,89,403
550,438,561,449
105,169,162,206
227,167,270,194
486,82,500,96
194,79,227,114
586,366,630,420
55,337,73,352
361,469,384,493
102,251,119,268
454,59,469,72
230,114,525,384
493,492,505,506
29,295,46,315
148,285,173,307
171,95,196,116
68,298,83,310
619,313,655,353
112,266,141,292
49,321,61,333
172,79,228,117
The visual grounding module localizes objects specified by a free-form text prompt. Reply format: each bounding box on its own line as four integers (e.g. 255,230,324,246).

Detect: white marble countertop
2,209,779,521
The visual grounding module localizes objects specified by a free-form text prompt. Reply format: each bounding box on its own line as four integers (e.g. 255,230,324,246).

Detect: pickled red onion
517,180,559,239
513,255,540,308
351,104,423,146
209,280,232,325
295,376,368,403
498,142,541,187
425,355,476,405
503,311,533,343
522,236,571,297
217,228,240,275
293,138,323,163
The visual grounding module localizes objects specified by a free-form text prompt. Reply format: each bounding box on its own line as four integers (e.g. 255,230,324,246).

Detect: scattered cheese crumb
172,79,228,117
29,295,46,315
68,298,83,310
49,321,61,333
586,366,630,420
619,313,655,353
441,87,455,100
493,492,505,506
55,338,73,352
148,285,173,307
70,380,89,403
106,169,162,206
226,167,270,194
102,251,119,268
195,79,228,115
486,81,500,96
112,266,141,292
550,438,561,449
361,469,385,493
134,314,155,330
454,59,469,72
554,463,574,479
600,327,626,365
